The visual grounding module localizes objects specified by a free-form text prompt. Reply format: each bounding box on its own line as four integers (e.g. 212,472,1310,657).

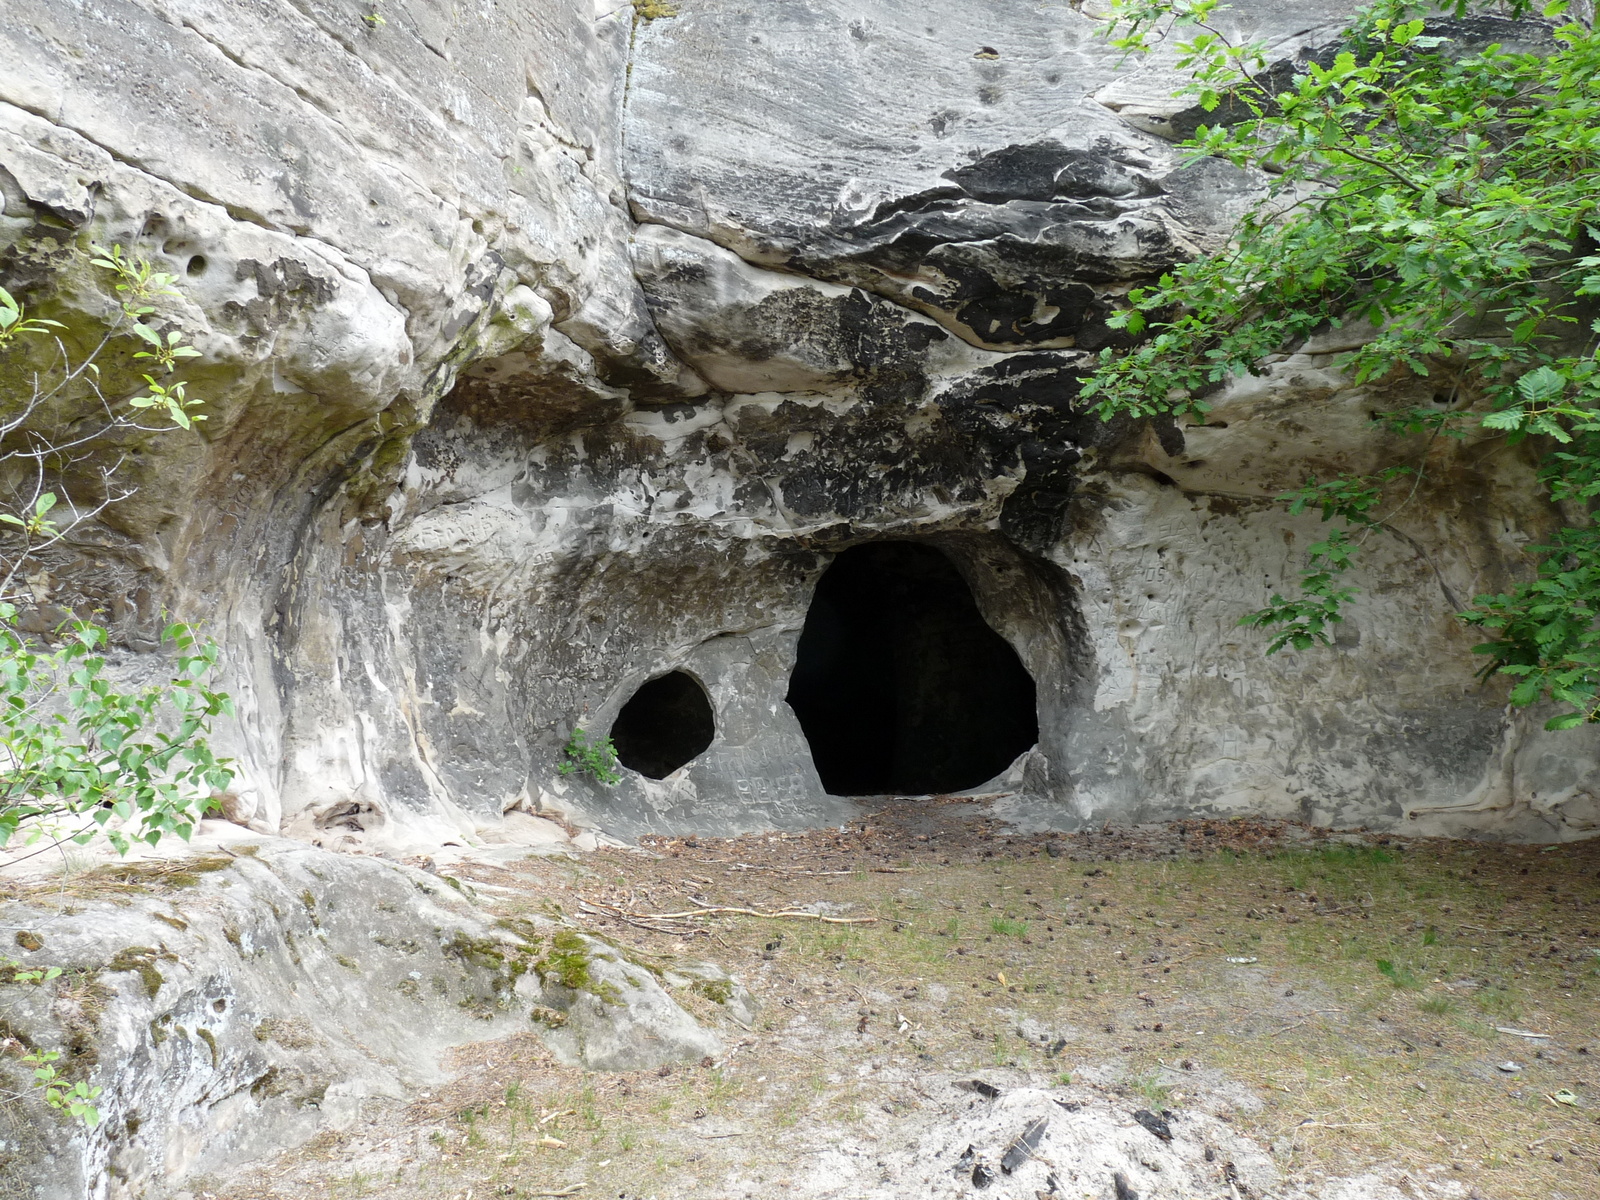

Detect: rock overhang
0,0,1596,854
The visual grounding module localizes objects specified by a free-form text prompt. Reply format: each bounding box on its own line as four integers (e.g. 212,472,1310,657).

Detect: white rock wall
1,0,1594,847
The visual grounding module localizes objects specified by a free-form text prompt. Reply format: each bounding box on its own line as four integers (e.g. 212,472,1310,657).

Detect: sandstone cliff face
1,0,1595,850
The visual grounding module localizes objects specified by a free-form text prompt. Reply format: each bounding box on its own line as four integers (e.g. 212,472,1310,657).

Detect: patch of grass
1376,959,1423,989
1133,1074,1172,1107
989,916,1028,937
1473,985,1522,1019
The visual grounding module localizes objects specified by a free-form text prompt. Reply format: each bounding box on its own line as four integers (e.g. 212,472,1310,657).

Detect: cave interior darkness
785,541,1039,796
610,670,716,779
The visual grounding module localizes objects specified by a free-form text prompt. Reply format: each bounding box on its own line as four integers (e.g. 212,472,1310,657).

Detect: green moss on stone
692,977,735,1005
105,947,170,999
250,1066,288,1099
535,931,622,1005
96,857,234,891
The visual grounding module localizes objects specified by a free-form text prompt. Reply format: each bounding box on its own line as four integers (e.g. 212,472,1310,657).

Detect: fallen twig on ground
583,898,876,925
1273,1009,1344,1035
575,900,709,937
711,861,854,877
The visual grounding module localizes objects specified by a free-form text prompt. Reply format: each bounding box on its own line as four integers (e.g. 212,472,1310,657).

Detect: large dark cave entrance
611,671,716,779
785,542,1039,796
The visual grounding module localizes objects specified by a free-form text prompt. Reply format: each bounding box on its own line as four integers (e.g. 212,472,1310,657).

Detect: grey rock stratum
1,0,1595,865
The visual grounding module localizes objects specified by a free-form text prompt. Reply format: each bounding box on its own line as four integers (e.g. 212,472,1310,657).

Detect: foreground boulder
0,840,728,1199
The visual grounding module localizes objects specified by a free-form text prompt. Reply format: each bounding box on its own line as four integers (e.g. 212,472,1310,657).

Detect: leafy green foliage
2,244,232,1127
87,242,208,427
0,609,234,852
1,243,231,852
1238,469,1413,651
0,288,63,346
18,1047,102,1127
558,727,622,786
1088,0,1600,726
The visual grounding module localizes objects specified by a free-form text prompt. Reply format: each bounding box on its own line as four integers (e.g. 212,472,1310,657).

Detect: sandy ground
197,802,1600,1200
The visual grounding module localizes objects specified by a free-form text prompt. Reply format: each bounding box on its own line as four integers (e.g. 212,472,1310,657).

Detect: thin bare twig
584,898,875,926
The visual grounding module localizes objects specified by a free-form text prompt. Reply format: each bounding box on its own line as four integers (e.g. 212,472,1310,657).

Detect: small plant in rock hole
558,727,621,786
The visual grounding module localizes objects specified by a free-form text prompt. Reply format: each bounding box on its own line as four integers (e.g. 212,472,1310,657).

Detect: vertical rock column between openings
785,542,1039,796
610,671,716,779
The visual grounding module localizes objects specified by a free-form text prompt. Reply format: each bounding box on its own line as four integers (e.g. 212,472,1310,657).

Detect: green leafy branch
1,244,212,604
0,289,63,348
1088,0,1600,726
1238,468,1414,651
1,243,232,1132
0,606,235,853
19,1049,102,1128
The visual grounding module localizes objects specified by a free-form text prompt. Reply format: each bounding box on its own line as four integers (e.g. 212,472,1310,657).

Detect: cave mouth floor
210,805,1600,1200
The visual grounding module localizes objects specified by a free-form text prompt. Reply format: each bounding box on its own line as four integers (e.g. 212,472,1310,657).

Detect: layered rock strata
0,0,1593,854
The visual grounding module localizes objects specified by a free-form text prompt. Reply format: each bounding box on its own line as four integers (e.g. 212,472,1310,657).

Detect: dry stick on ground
1273,1010,1344,1036
583,898,876,925
574,900,708,938
710,861,855,877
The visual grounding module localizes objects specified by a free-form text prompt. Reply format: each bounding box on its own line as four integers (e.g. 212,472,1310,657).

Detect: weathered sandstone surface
0,831,740,1197
2,0,1595,861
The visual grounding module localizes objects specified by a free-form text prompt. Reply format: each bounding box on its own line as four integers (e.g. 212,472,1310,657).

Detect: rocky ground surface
172,803,1600,1200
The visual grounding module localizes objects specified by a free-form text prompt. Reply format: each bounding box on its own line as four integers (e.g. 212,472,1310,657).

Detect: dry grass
212,811,1600,1199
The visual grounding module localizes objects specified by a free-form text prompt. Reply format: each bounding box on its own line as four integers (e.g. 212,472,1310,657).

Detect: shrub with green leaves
1,241,233,1125
17,1048,102,1128
1088,0,1600,728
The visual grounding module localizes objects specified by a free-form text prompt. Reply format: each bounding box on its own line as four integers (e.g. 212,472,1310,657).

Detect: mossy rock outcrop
0,839,722,1199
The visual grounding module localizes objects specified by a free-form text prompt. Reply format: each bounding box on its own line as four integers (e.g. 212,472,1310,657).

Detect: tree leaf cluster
0,609,234,853
1088,0,1600,727
1,246,233,853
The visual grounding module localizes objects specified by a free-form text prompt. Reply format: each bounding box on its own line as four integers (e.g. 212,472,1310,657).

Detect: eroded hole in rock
610,671,715,779
786,542,1038,796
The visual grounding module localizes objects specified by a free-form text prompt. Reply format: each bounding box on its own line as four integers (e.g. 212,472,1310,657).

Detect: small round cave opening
785,542,1039,796
610,671,716,779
